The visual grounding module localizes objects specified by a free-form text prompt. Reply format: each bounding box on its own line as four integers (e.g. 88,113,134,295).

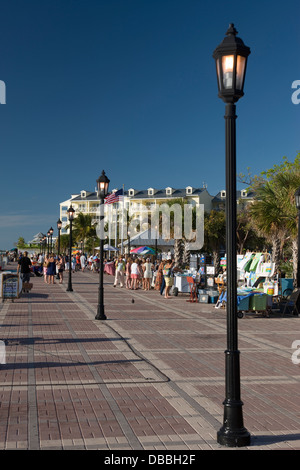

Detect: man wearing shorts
17,251,32,284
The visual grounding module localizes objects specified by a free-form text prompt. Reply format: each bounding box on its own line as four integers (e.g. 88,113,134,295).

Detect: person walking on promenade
125,257,132,289
155,260,166,291
43,256,49,283
75,253,80,271
143,258,153,290
80,252,86,272
64,254,69,272
130,259,139,290
56,255,65,284
114,257,125,287
71,255,76,273
163,259,174,299
138,259,144,289
46,254,56,284
17,251,32,285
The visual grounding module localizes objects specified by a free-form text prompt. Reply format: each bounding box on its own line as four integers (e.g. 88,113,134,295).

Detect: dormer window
221,190,226,198
186,186,193,195
241,190,247,198
81,190,86,198
128,188,135,197
148,188,154,196
166,187,174,196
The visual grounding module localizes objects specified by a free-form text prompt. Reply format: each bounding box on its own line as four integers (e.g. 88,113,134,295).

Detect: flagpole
121,184,125,255
108,204,112,259
114,202,117,251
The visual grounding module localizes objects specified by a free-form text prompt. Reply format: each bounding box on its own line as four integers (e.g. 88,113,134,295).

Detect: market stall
214,252,289,316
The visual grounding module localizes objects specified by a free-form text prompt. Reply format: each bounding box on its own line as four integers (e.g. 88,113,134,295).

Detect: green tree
202,210,226,273
248,154,300,278
56,234,70,254
17,237,26,248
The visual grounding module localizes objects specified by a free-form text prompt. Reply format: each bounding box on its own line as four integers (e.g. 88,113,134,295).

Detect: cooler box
237,295,250,311
249,294,267,311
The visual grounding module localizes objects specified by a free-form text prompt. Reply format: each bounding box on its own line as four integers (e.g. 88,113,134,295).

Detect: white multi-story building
59,185,215,235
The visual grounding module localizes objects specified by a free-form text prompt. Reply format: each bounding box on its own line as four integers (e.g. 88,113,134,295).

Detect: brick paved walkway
1,263,300,450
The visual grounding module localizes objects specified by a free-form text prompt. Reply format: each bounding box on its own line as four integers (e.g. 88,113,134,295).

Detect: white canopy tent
121,228,174,249
95,244,119,251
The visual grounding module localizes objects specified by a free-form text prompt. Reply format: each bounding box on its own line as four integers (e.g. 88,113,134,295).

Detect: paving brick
2,262,300,450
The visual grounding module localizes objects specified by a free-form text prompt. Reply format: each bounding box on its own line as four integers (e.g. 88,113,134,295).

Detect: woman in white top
143,258,153,290
130,260,139,290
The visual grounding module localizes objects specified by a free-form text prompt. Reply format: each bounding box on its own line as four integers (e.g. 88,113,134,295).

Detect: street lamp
295,188,300,288
47,230,50,255
49,227,54,253
57,219,62,255
56,219,62,279
43,235,46,256
213,23,251,447
66,206,75,292
95,170,110,320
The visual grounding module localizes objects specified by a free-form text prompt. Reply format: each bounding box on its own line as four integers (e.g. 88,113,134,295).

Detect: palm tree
66,212,97,250
250,181,287,271
250,171,300,278
271,171,300,281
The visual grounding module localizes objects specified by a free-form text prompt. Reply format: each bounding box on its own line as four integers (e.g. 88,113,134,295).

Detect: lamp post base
66,286,73,292
217,427,251,447
217,400,250,447
95,304,106,320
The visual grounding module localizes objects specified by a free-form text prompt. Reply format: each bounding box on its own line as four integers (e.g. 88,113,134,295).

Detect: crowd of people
111,255,180,299
16,250,179,299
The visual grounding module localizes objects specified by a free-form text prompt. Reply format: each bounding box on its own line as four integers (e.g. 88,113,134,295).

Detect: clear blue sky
0,0,299,250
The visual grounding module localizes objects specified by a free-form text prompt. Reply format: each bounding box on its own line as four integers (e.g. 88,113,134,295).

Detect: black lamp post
47,230,50,255
57,219,62,255
43,235,46,256
295,188,300,288
213,23,251,447
56,219,62,279
49,227,54,253
95,170,110,320
66,206,75,292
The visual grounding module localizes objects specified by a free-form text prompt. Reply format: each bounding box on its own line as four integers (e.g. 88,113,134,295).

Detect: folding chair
186,276,198,303
282,288,300,317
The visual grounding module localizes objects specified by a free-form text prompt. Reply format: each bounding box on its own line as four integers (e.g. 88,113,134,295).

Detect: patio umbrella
130,246,155,255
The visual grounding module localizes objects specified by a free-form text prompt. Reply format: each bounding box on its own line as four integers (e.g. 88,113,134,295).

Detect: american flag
104,188,124,205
